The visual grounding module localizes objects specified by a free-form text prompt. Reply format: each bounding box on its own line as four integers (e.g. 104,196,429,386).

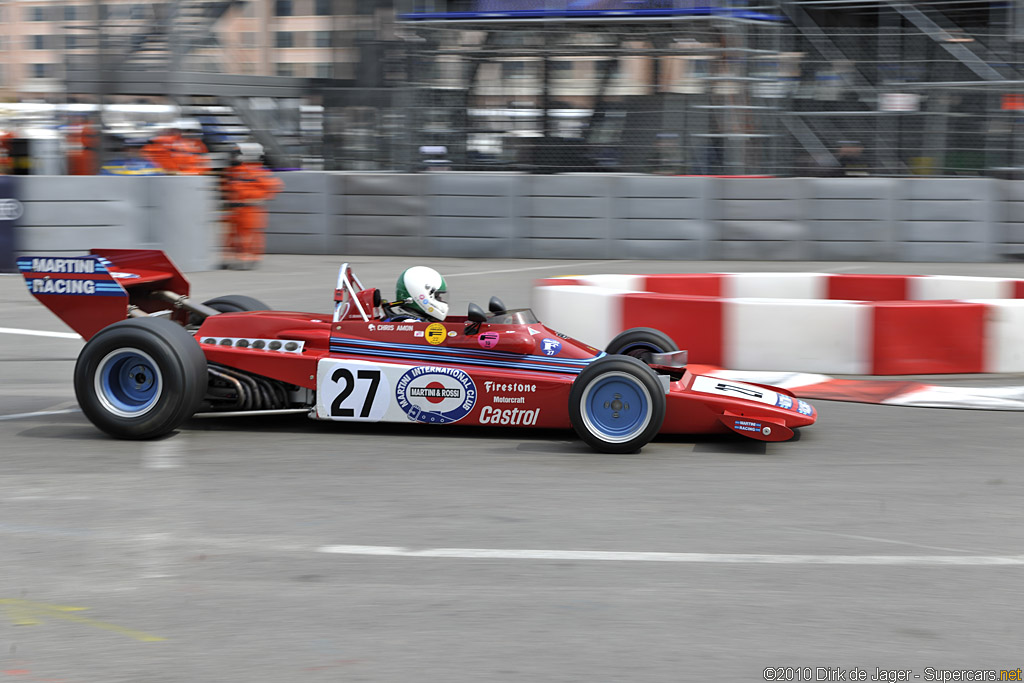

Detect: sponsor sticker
732,419,763,433
797,400,813,416
478,332,500,350
479,406,540,426
540,338,562,357
425,323,447,345
775,394,793,410
395,366,477,424
414,330,425,337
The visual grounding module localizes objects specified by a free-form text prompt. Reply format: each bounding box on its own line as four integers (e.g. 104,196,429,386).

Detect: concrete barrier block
812,240,891,261
615,239,709,260
903,178,985,201
721,200,798,221
719,178,800,200
901,222,976,242
345,194,424,216
429,237,510,258
618,175,709,198
617,219,708,240
429,172,523,196
617,198,702,219
532,285,625,348
266,232,327,254
22,200,135,227
905,201,981,222
267,213,327,234
527,218,608,240
529,196,608,219
19,225,142,251
718,240,811,260
898,242,991,262
719,220,808,241
344,235,421,256
343,173,423,196
429,195,511,218
277,171,330,193
1003,222,1024,242
811,200,888,221
18,176,121,202
428,216,513,238
808,177,893,199
268,192,327,214
526,174,613,197
346,214,424,237
724,299,871,374
809,220,889,241
528,238,608,259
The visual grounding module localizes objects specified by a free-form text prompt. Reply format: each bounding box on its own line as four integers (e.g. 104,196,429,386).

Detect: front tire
605,327,678,362
569,355,666,454
74,318,207,439
201,295,270,314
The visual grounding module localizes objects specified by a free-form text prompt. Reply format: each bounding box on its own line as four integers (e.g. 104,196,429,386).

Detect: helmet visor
433,288,448,304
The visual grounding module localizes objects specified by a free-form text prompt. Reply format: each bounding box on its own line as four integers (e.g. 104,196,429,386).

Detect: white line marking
0,408,80,422
0,327,81,340
317,545,1024,566
784,527,983,554
447,260,635,279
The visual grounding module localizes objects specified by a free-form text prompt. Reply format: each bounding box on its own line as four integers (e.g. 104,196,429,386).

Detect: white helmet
396,266,448,321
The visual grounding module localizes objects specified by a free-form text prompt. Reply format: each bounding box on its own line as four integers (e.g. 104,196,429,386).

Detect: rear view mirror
467,303,487,324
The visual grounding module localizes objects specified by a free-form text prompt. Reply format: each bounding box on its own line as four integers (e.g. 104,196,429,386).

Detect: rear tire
569,355,666,454
201,295,270,314
605,327,678,362
74,318,207,439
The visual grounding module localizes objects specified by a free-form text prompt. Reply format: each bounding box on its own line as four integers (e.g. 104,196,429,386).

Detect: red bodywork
20,250,816,441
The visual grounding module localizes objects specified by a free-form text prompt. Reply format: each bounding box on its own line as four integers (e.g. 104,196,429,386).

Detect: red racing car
18,250,816,453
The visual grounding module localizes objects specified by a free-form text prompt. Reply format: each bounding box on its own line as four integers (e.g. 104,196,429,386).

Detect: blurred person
174,120,211,176
99,135,164,176
222,143,282,269
142,123,180,173
0,128,14,174
834,140,868,177
67,118,98,175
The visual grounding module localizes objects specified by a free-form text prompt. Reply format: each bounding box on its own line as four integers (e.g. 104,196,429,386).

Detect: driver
382,266,449,322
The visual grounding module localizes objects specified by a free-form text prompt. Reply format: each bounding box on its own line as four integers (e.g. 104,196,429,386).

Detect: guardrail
266,173,1024,263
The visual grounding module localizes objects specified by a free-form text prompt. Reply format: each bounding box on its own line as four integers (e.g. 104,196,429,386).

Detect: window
315,63,332,78
275,32,294,48
66,35,78,50
316,0,332,15
314,31,331,48
356,0,374,14
65,5,77,20
32,64,50,79
29,6,45,21
275,0,292,16
130,5,146,20
276,63,294,77
32,35,45,50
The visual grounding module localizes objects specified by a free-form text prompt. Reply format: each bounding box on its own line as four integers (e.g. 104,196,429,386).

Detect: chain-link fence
324,0,1024,177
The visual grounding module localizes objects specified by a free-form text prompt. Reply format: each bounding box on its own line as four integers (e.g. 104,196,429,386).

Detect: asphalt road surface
2,256,1024,683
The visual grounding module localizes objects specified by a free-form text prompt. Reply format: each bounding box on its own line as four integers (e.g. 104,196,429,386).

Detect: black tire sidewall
201,295,270,313
605,327,679,358
569,355,666,454
75,318,207,439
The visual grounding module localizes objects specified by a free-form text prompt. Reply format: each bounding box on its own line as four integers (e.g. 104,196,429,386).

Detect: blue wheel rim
95,348,163,418
580,371,652,444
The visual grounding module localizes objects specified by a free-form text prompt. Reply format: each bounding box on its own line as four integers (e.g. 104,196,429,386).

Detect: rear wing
18,249,191,340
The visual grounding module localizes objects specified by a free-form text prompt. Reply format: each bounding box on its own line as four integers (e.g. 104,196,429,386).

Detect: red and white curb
534,273,1024,375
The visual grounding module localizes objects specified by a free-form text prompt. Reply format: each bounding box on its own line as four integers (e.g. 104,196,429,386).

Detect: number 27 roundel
317,360,391,421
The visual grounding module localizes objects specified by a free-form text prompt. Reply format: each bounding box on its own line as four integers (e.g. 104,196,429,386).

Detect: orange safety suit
175,136,210,176
67,124,98,175
142,133,181,174
222,162,283,265
0,132,14,174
